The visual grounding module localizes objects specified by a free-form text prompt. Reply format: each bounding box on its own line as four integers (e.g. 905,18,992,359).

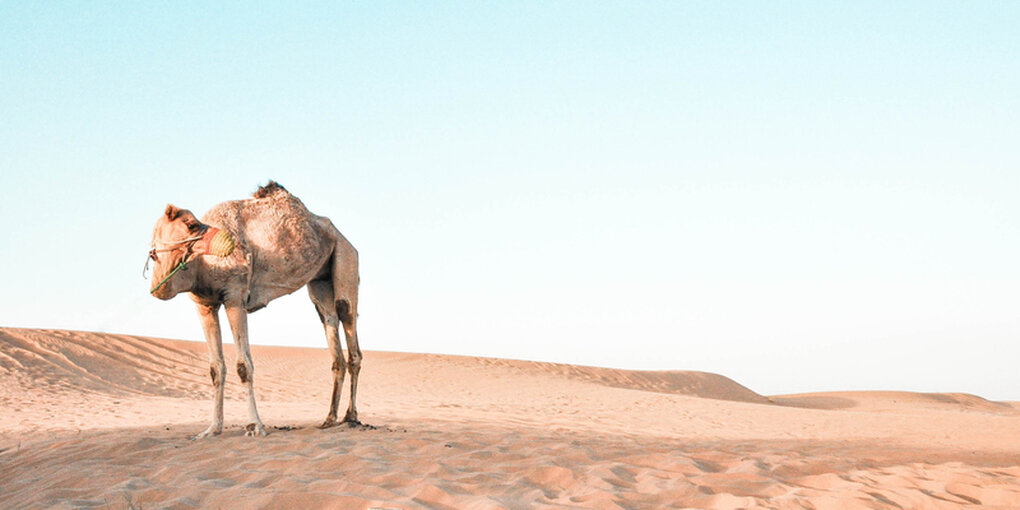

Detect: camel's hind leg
308,279,346,428
332,237,362,424
338,298,362,424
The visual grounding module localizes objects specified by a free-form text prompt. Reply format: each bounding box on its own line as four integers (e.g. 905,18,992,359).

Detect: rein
151,259,190,293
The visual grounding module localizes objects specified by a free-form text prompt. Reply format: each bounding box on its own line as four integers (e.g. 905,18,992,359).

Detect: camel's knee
237,360,252,384
347,351,362,376
210,363,226,386
331,356,346,376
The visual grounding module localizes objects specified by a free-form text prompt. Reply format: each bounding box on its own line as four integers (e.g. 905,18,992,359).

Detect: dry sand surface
1,327,1019,509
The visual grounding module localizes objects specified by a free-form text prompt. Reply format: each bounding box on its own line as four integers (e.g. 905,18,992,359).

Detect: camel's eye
149,249,157,261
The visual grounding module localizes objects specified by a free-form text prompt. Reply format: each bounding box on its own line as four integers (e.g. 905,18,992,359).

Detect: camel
147,181,361,438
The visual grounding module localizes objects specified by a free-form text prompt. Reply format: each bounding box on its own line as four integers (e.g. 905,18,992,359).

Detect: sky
2,2,1018,399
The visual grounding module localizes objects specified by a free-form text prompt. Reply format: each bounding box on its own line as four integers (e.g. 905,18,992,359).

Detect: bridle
144,231,205,294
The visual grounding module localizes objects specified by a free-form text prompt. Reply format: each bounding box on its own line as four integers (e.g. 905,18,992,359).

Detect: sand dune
2,327,1019,509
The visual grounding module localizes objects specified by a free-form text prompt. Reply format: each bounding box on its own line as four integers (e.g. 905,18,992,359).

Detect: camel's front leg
225,303,267,437
194,302,225,439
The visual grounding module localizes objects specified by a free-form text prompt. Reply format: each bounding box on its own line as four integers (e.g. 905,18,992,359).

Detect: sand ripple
2,328,1019,509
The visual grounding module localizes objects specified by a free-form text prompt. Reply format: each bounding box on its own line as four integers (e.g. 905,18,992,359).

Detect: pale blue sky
2,2,1018,399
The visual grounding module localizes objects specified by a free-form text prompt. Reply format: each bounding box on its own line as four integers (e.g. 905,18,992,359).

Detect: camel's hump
252,180,289,199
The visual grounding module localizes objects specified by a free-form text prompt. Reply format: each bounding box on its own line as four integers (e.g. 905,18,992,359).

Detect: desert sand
1,327,1018,509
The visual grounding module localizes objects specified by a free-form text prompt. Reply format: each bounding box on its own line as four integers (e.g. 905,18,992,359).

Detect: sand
1,327,1018,509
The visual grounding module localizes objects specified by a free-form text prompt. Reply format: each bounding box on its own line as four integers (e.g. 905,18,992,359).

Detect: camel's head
147,204,235,300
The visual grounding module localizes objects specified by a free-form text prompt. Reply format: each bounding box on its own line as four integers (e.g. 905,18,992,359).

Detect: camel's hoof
193,425,222,440
320,417,339,429
343,411,359,424
342,420,377,431
244,423,268,437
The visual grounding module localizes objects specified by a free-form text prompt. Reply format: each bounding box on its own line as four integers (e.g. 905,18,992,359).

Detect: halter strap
151,235,204,253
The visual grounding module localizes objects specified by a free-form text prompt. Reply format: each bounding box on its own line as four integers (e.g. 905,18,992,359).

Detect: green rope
151,259,188,294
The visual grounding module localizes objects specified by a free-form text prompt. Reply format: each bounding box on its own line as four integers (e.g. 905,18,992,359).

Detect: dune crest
774,390,1016,414
422,353,772,404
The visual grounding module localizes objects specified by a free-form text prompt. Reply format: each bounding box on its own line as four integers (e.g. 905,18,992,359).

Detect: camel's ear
165,204,181,220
